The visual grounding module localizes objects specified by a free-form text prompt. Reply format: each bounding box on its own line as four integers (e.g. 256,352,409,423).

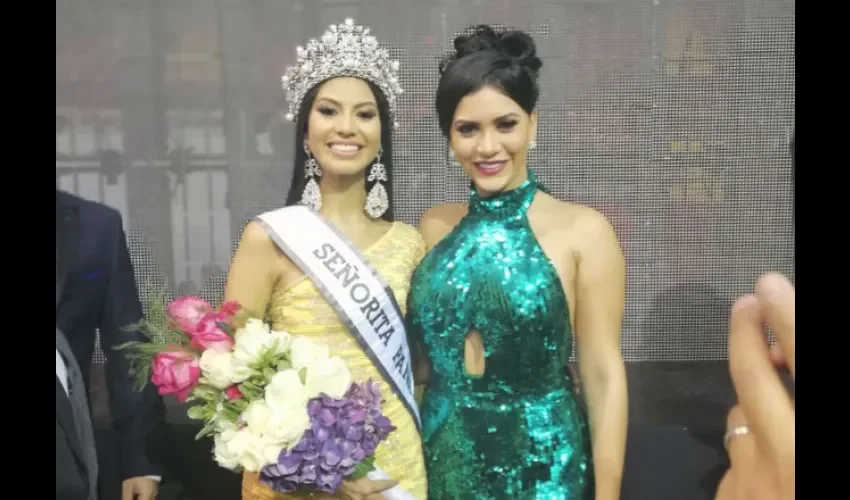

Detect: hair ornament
281,18,403,128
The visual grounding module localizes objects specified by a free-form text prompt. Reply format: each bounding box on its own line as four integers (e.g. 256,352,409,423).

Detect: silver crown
281,18,403,128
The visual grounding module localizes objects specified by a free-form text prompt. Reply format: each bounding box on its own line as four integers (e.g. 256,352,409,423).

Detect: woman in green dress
407,25,628,499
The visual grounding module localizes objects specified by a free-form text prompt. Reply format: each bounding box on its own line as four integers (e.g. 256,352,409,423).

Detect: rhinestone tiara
281,18,403,128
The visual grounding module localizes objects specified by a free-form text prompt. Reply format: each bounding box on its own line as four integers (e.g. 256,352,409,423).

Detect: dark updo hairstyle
283,78,395,222
435,24,543,137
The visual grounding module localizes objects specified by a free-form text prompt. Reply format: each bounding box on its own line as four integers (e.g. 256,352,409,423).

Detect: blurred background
56,0,794,498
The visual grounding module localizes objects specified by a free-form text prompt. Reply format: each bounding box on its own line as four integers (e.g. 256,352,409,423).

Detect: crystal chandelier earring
301,140,322,211
365,146,389,219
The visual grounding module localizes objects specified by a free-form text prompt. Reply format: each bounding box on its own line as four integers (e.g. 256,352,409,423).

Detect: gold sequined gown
241,222,428,500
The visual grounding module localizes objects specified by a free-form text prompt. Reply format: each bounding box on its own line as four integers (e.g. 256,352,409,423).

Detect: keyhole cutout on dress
464,328,486,377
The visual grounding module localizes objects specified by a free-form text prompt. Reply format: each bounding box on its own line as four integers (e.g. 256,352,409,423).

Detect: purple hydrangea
259,380,396,494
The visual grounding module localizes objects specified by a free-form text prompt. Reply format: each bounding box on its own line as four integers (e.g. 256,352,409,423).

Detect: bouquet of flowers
117,294,396,494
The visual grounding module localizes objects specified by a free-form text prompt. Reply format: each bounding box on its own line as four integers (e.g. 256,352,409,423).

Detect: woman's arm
418,203,466,251
573,211,628,500
223,220,280,316
408,227,430,402
410,203,467,391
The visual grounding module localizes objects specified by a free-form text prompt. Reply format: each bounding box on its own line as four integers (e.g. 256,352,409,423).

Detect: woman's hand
715,273,795,500
337,477,398,500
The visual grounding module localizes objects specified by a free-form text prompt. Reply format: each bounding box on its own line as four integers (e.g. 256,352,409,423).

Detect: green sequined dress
408,171,594,499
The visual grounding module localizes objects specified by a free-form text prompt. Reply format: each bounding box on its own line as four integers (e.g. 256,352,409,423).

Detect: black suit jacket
57,367,93,500
56,190,167,490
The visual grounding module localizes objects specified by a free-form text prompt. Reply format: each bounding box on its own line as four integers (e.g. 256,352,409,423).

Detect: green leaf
346,455,376,481
222,399,249,414
241,380,261,394
276,359,292,372
237,384,259,401
121,286,189,344
194,386,221,402
230,398,249,412
112,285,201,392
195,419,217,440
263,367,276,381
112,341,173,391
219,407,241,423
187,405,206,420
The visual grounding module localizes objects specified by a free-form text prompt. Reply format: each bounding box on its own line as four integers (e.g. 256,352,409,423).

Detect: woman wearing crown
224,19,428,500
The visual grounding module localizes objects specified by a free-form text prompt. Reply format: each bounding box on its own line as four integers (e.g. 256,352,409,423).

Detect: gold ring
724,424,751,451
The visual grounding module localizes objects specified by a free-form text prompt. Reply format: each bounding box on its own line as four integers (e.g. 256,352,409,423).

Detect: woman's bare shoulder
534,193,619,244
418,203,468,250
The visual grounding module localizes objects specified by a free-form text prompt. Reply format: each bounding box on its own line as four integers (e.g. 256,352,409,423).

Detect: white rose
215,417,236,433
289,336,329,372
229,364,253,384
199,350,234,390
213,429,248,470
262,441,286,466
263,404,311,450
238,436,270,472
231,320,282,383
242,400,272,436
305,356,353,399
265,369,311,411
269,330,291,355
213,402,238,432
243,318,270,336
212,429,241,470
233,319,274,363
214,427,270,473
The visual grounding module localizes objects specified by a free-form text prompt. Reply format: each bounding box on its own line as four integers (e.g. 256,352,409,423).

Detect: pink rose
225,385,242,401
167,296,213,333
190,312,235,352
219,300,242,318
151,351,200,403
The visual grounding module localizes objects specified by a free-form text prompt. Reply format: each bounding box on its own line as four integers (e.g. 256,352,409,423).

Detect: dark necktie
56,327,99,500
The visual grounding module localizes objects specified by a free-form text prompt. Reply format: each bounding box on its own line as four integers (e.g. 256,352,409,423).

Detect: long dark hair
284,78,395,222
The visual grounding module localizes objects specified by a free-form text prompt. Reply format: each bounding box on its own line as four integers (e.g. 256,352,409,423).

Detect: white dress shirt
56,348,70,395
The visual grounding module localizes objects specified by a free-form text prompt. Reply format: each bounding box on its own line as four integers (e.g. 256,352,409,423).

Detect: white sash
256,206,422,434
